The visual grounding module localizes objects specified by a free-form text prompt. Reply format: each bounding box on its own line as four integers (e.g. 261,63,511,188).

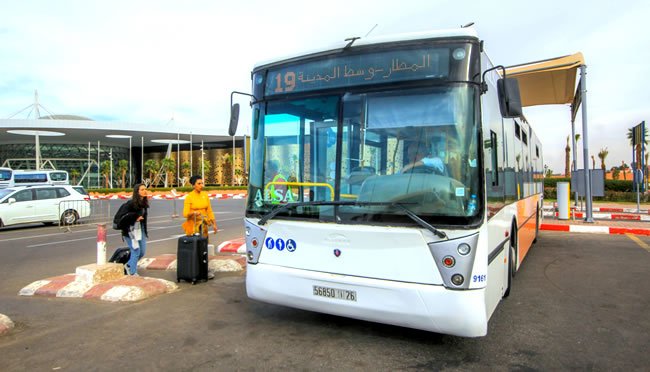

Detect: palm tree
144,159,159,185
222,153,232,185
117,159,129,188
611,167,620,180
565,136,571,177
591,155,596,170
627,127,647,170
201,159,212,183
100,160,112,188
573,134,580,171
597,147,608,174
181,161,191,186
160,157,176,187
621,161,629,180
69,169,80,185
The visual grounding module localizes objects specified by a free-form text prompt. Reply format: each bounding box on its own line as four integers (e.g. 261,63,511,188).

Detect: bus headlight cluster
245,219,267,264
427,233,479,290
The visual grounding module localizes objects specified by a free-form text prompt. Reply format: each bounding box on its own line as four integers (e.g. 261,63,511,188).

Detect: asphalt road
1,199,649,370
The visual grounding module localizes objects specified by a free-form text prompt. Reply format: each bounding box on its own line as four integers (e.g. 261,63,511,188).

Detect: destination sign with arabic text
263,47,454,96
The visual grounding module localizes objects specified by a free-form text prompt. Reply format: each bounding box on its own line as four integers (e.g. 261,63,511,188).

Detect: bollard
97,223,107,265
171,188,179,218
557,182,570,220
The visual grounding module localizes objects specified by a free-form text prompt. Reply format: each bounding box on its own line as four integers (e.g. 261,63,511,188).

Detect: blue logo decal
286,239,297,252
265,237,275,249
275,238,285,251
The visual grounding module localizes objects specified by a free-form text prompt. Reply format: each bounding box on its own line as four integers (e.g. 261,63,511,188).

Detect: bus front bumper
246,263,489,337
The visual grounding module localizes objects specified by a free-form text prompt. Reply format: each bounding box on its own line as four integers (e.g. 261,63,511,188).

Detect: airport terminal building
0,116,246,189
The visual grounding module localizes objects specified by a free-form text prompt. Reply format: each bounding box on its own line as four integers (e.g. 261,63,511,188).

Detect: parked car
0,185,91,227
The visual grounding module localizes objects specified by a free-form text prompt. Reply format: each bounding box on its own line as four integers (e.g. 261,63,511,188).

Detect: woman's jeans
124,236,147,275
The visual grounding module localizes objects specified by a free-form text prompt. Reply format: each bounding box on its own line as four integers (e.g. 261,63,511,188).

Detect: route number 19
274,72,296,93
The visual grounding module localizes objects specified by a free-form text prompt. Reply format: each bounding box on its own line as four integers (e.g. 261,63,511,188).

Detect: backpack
112,201,131,230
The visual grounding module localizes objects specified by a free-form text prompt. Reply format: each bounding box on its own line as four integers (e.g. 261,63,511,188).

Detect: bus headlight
457,243,471,256
451,274,464,286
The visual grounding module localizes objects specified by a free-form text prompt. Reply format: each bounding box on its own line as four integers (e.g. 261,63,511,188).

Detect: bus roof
254,28,479,71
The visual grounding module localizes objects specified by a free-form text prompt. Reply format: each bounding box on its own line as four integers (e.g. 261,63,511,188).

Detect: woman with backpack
119,183,149,275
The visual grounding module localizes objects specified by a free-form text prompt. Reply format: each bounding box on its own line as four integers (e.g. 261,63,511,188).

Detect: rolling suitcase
108,247,131,274
177,217,209,284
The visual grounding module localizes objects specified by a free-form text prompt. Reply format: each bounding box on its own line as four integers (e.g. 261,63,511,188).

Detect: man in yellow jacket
182,175,218,239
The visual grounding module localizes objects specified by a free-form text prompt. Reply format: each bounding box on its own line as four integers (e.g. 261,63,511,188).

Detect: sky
1,0,649,174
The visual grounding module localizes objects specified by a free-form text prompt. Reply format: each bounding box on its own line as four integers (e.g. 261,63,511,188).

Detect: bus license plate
312,285,357,302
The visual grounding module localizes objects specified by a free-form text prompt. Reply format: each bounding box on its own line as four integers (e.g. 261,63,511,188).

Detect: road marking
625,233,650,252
2,216,243,244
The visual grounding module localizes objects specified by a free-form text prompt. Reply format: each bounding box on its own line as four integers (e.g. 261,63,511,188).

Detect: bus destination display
265,47,451,96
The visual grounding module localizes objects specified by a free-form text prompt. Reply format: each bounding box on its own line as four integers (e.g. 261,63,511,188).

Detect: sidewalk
541,201,650,236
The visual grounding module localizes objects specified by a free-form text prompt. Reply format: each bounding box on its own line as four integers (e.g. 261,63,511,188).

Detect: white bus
0,167,12,189
231,28,543,337
1,169,70,188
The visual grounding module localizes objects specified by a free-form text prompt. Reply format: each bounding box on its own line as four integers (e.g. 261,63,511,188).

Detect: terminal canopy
504,52,585,107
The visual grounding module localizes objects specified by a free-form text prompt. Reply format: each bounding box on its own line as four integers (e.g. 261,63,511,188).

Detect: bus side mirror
229,103,240,136
497,78,523,118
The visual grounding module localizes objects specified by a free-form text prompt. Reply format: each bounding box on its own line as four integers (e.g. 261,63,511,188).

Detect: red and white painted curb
138,254,246,272
0,314,14,335
541,223,650,236
543,211,650,221
19,274,178,302
91,193,247,200
216,239,246,254
545,204,649,214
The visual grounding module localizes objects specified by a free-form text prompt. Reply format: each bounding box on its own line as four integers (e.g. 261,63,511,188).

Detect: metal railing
58,199,111,231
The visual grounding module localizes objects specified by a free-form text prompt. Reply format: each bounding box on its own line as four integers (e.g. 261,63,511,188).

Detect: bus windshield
247,84,481,226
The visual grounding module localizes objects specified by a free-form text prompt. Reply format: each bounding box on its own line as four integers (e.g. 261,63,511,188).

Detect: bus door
310,121,338,201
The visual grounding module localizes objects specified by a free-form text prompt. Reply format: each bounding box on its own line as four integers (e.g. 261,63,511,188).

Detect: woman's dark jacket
119,200,149,238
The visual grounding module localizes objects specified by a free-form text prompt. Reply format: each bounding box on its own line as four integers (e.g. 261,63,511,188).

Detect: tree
201,159,212,183
222,153,232,185
621,161,629,180
117,159,129,188
69,168,80,185
160,157,176,187
181,161,191,186
144,159,159,186
611,167,620,180
573,134,581,171
627,127,647,170
591,155,595,170
544,165,553,178
100,160,112,188
597,147,608,174
564,136,571,176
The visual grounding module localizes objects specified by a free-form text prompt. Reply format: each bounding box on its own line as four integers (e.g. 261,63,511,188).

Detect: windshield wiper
391,203,447,239
257,201,447,240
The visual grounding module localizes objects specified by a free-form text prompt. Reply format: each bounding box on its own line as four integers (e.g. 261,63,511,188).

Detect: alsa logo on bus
254,188,295,204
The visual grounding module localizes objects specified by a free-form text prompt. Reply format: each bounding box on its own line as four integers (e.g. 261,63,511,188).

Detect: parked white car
0,185,91,227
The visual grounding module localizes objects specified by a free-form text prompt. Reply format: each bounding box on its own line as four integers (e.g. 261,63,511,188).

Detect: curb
216,239,246,254
0,313,14,335
19,274,178,302
543,211,650,221
138,254,246,272
540,223,650,236
91,193,247,201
